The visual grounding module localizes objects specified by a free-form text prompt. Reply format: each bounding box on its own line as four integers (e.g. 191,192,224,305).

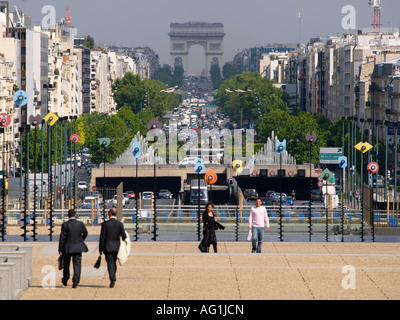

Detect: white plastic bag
247,230,252,241
117,231,131,265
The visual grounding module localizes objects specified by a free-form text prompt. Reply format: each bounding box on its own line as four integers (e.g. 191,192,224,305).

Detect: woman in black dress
202,202,218,253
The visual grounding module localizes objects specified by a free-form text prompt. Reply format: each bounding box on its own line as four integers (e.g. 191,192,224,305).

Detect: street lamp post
44,111,59,241
232,160,243,242
194,159,206,242
133,142,141,242
99,138,111,222
354,141,373,242
338,156,348,242
305,132,317,242
147,119,162,242
276,139,286,242
29,115,42,241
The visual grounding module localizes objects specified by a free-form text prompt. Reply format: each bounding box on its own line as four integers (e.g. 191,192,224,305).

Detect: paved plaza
4,227,398,300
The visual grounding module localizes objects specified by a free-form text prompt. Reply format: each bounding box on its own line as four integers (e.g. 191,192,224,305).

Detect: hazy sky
12,0,400,74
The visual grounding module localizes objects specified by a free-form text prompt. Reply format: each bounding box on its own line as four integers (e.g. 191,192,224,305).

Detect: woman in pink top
249,198,270,253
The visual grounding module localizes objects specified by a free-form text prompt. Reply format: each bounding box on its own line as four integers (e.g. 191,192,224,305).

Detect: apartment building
0,53,17,173
293,31,400,124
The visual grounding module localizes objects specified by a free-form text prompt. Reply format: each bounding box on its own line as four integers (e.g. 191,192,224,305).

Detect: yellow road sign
354,142,373,154
44,112,59,126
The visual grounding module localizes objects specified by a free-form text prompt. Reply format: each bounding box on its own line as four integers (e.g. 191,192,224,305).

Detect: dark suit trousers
63,253,82,284
105,252,118,283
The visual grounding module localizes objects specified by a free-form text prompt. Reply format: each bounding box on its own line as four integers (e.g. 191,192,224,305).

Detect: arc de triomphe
169,22,225,76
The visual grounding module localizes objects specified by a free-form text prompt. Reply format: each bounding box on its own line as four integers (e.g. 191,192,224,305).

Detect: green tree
216,72,288,127
210,64,223,89
76,107,159,164
84,35,95,49
170,66,184,88
155,64,172,85
112,72,179,116
222,62,238,80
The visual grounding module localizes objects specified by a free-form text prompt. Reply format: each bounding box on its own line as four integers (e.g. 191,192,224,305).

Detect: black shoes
109,282,115,288
62,279,78,288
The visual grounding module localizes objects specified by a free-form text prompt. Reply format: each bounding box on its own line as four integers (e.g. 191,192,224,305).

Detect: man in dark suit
58,209,88,288
99,208,127,288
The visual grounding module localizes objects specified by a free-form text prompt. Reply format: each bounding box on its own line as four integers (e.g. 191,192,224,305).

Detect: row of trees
26,64,381,169
20,107,156,171
112,73,181,115
154,64,184,88
21,72,181,170
216,72,385,167
210,62,239,89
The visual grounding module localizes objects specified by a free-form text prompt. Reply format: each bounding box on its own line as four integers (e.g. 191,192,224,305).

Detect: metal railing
2,205,397,239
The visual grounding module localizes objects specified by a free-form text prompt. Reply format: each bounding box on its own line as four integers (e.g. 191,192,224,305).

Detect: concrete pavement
12,239,400,300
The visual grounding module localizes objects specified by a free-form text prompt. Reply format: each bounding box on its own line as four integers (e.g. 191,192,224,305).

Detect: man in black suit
99,208,127,288
58,209,88,288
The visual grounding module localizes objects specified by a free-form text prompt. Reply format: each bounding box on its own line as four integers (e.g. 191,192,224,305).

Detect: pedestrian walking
249,198,270,253
58,209,89,288
99,208,127,288
201,202,224,253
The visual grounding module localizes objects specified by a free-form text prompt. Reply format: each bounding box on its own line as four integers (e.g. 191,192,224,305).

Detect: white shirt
249,205,270,228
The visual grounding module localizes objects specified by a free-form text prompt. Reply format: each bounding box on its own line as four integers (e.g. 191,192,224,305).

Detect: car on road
123,193,130,204
78,181,88,190
82,196,100,209
271,193,280,204
126,191,135,199
243,189,258,200
112,195,126,207
158,189,173,199
282,196,294,206
311,189,324,202
259,197,274,206
142,191,153,199
266,190,276,198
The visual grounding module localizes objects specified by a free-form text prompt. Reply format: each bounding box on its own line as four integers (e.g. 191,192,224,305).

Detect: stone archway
169,22,225,76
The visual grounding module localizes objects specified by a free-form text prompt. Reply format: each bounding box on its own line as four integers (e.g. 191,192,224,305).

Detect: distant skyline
12,0,400,74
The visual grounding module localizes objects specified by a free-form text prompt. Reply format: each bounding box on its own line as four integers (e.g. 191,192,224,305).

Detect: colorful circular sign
367,162,379,174
0,113,11,128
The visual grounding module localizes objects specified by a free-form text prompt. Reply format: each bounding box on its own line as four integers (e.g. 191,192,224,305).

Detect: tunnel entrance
237,176,319,200
96,177,182,198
